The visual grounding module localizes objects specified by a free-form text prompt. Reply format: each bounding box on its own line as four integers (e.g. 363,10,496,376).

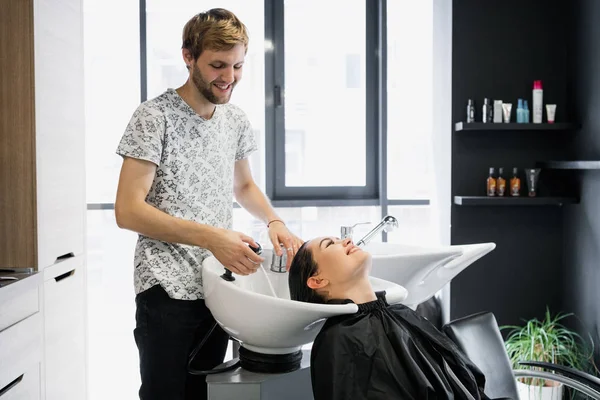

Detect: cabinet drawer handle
56,252,75,262
0,374,23,397
55,269,75,282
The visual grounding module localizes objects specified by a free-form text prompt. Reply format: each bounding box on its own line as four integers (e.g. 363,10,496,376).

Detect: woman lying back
288,237,507,400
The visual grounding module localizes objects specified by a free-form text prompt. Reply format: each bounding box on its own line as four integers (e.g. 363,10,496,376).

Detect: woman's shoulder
316,309,380,346
312,314,370,358
318,313,362,336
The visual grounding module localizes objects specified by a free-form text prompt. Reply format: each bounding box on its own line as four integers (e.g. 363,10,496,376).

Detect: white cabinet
42,256,87,400
0,275,43,400
0,0,85,271
0,364,41,400
34,0,86,269
32,0,88,398
0,312,43,400
0,275,40,333
2,0,87,397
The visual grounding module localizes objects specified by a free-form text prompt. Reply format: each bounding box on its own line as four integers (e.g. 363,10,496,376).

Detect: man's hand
207,228,265,276
267,221,304,269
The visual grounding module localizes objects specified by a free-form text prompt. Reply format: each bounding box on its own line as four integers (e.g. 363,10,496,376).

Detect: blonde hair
182,8,249,60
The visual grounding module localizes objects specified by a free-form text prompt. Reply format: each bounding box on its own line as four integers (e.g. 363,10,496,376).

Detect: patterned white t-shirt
116,88,257,300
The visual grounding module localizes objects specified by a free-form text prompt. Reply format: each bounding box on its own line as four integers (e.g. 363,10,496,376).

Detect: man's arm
233,159,303,265
233,159,280,224
115,157,263,273
115,157,217,247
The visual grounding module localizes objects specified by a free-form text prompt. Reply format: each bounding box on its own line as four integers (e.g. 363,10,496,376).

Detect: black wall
564,0,600,360
450,0,574,327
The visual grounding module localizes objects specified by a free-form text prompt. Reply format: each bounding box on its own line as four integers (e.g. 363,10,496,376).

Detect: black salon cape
310,293,495,400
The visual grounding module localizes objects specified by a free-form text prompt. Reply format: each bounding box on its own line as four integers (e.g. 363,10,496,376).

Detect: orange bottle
510,167,521,197
486,167,497,197
497,167,506,196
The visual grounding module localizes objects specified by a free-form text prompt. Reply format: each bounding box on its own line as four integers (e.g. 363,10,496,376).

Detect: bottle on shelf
497,167,506,196
532,80,543,123
467,99,475,123
516,99,524,123
486,167,497,197
482,98,492,123
510,167,521,197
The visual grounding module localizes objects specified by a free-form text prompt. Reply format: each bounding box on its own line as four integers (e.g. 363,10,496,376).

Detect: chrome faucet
340,222,370,241
354,215,399,247
270,244,288,273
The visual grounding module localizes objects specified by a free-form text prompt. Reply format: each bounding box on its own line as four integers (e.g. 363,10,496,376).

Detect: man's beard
191,64,234,105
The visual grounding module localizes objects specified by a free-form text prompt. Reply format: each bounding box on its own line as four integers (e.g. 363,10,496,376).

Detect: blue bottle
523,100,530,123
517,99,524,123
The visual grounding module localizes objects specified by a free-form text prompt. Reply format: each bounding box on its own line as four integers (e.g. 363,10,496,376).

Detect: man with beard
115,8,303,400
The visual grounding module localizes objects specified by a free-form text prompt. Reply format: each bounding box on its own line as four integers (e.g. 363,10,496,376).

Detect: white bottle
532,80,543,123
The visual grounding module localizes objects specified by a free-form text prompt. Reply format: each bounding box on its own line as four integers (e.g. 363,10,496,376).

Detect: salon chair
416,295,444,330
443,311,600,399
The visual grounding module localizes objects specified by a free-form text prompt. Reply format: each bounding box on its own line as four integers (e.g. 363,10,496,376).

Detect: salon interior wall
563,0,600,363
449,0,572,327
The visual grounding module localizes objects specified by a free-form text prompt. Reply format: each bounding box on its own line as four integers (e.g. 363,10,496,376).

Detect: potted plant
502,308,597,400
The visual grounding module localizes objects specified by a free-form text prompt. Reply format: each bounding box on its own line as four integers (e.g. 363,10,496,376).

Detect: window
386,0,434,201
233,206,382,245
268,0,379,201
385,205,436,245
84,0,140,205
282,0,367,188
383,0,435,245
83,1,141,397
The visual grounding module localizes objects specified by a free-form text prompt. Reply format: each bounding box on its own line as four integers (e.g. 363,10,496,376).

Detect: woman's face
305,237,371,290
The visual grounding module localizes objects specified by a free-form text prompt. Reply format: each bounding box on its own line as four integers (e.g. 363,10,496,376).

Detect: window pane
385,206,436,246
84,0,140,203
233,206,435,247
145,1,266,190
284,0,366,187
233,206,380,246
387,0,434,199
86,210,139,399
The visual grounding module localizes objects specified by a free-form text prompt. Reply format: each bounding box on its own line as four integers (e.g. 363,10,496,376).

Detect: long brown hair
288,242,328,304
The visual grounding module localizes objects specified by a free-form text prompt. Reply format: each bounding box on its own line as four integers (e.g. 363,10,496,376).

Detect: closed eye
210,64,243,70
319,238,335,249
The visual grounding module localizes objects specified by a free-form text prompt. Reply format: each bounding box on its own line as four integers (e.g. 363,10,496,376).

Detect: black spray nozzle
221,269,235,281
220,242,262,281
249,242,262,255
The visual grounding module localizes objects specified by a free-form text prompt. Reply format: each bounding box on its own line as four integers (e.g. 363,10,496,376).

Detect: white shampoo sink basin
202,251,408,355
364,242,496,307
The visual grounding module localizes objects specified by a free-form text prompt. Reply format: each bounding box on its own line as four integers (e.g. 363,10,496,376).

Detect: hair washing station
200,240,496,400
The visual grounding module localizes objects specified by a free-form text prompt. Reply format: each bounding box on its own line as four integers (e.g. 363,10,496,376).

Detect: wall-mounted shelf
536,161,600,170
455,122,580,132
454,196,578,206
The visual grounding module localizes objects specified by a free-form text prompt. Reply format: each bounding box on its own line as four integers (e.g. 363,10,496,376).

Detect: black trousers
133,285,229,400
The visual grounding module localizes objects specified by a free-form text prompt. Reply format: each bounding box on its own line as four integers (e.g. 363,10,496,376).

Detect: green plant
501,307,598,388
